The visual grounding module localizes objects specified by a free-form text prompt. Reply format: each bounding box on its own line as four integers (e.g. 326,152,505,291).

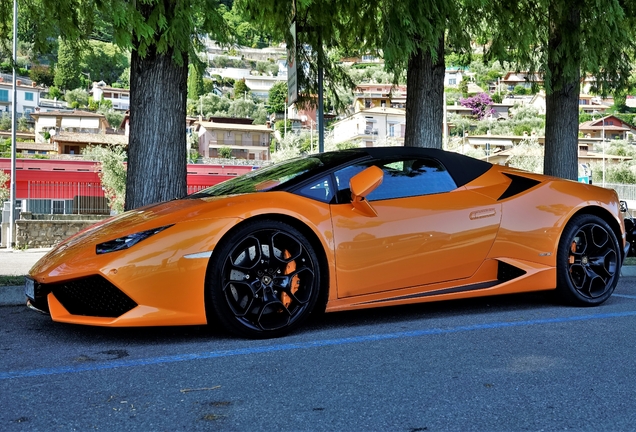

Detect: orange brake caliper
281,250,300,308
569,240,577,264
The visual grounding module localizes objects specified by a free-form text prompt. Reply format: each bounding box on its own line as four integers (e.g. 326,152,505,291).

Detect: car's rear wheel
556,214,620,306
208,220,321,338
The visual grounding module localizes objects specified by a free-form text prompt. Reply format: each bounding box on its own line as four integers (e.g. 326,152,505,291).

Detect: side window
334,157,457,202
297,176,334,203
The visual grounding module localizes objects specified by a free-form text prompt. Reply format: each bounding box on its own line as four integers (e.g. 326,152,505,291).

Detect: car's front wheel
556,214,620,306
208,219,322,338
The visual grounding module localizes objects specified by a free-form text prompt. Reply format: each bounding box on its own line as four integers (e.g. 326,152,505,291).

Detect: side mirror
349,165,383,217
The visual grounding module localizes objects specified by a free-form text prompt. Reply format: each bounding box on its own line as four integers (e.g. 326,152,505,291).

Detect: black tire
556,214,620,306
207,219,322,338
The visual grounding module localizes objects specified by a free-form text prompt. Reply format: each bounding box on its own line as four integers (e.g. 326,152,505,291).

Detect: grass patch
0,275,25,287
625,257,636,266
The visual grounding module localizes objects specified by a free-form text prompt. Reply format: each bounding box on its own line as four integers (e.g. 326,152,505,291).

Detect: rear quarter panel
488,176,624,267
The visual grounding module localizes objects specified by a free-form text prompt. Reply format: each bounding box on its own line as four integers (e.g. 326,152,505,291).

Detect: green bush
219,146,232,158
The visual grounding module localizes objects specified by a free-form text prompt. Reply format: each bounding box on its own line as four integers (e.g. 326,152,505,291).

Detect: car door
330,157,502,298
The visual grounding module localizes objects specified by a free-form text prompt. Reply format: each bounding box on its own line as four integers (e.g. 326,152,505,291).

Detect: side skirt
325,259,556,313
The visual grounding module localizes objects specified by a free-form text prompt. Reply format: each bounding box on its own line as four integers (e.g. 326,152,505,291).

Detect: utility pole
8,0,17,249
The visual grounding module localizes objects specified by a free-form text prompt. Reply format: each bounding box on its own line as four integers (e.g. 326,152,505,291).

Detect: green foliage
579,112,593,124
203,78,216,94
218,4,274,48
82,145,127,213
117,67,130,88
346,64,395,85
64,88,89,108
513,85,528,95
17,116,30,132
226,98,252,117
47,86,62,100
459,77,469,97
99,108,125,130
219,146,232,158
0,112,11,131
268,81,287,113
233,79,250,100
506,139,544,174
209,55,248,69
54,38,81,91
187,93,231,117
255,60,278,76
188,63,205,100
29,65,54,87
251,104,269,124
80,40,130,86
274,119,291,139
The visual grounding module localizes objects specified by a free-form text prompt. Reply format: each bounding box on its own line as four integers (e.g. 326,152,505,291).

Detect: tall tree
268,81,287,113
377,0,471,149
54,38,82,90
187,62,205,101
1,0,229,210
479,0,636,180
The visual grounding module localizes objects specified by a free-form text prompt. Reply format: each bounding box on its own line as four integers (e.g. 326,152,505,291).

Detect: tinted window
334,157,457,202
297,176,333,202
189,157,323,198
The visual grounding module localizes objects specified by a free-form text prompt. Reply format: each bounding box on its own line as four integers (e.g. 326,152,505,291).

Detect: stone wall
14,213,109,248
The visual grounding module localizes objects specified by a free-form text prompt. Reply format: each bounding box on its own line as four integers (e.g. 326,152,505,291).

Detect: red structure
0,158,257,214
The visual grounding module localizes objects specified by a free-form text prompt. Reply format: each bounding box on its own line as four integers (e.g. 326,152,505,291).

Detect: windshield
188,157,324,198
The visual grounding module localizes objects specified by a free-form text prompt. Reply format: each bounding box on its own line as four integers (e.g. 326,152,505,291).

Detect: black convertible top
302,146,493,188
190,147,494,199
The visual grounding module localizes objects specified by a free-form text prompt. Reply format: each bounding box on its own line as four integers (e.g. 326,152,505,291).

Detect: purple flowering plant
460,93,496,120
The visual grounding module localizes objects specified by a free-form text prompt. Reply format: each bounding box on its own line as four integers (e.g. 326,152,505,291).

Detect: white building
0,75,45,119
90,81,130,111
332,107,406,147
196,119,272,161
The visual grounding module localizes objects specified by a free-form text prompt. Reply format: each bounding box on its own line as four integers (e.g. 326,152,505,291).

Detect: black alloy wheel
208,220,321,338
557,214,620,306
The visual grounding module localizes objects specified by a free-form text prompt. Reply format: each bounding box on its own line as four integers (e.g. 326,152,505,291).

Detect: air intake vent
50,275,137,318
497,261,527,282
498,173,541,200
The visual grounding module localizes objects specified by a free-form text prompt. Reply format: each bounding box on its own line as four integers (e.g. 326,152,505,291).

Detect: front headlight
96,225,174,255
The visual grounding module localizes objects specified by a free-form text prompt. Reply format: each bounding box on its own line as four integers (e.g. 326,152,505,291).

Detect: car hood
29,196,242,277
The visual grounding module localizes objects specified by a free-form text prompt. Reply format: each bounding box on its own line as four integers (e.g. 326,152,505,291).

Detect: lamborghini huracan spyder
26,147,629,338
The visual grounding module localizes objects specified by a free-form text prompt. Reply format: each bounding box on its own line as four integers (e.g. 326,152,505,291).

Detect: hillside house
196,118,272,161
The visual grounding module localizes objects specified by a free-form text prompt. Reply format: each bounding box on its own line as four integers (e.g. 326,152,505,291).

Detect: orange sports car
26,147,629,338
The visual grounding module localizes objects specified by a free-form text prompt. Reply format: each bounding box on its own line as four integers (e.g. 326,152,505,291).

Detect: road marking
3,310,636,381
614,294,636,300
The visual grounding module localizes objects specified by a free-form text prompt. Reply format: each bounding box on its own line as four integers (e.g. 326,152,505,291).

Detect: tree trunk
544,3,581,181
404,34,445,149
125,48,188,210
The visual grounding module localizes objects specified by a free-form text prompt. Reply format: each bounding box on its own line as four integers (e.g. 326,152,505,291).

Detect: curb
0,285,26,306
3,266,636,308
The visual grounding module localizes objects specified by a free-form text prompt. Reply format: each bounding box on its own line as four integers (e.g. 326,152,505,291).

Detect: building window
449,78,457,85
52,200,65,215
388,123,396,137
25,92,34,101
0,89,8,102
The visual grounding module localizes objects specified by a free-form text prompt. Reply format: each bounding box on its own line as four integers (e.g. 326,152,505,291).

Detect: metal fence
605,183,636,202
26,181,110,215
186,184,209,195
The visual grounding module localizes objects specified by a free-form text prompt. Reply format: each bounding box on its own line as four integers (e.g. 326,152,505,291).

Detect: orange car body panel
28,164,626,327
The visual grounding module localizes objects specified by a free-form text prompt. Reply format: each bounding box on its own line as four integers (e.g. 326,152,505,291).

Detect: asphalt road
2,278,636,431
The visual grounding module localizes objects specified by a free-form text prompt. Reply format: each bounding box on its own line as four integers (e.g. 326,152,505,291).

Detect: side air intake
498,173,541,200
497,261,527,282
